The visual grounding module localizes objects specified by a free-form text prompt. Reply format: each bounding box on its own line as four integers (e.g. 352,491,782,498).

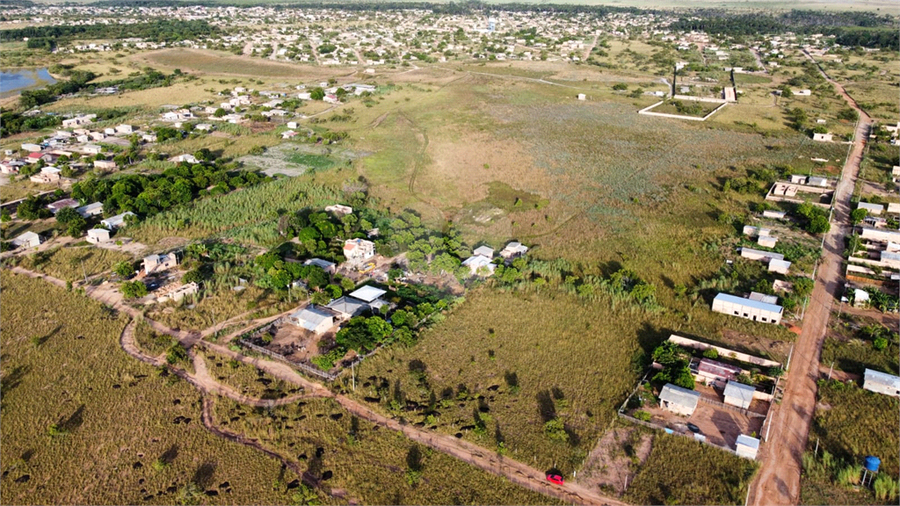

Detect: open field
801,379,900,505
8,245,134,282
0,271,288,505
211,396,562,505
821,311,899,376
624,433,757,505
137,48,348,81
356,286,792,476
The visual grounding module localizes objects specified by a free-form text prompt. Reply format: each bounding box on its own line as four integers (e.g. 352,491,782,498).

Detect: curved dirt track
747,53,873,506
7,266,626,506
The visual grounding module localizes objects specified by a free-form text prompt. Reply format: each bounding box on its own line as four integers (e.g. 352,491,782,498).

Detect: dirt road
747,55,872,506
6,266,626,505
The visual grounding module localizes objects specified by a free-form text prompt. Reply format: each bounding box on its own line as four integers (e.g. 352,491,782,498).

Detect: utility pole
351,361,356,391
81,259,87,284
827,361,834,380
786,343,794,372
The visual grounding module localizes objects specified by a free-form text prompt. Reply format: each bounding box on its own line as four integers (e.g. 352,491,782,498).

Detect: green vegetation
822,315,899,376
0,272,287,505
803,380,900,504
211,397,558,505
2,20,219,52
9,246,133,282
287,153,335,171
625,434,757,505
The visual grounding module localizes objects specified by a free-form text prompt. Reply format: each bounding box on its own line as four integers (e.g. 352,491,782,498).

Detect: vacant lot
0,271,287,505
624,433,758,505
139,48,338,80
212,396,560,505
9,245,134,282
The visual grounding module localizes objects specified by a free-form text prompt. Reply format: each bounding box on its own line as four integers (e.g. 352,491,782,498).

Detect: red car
546,474,564,485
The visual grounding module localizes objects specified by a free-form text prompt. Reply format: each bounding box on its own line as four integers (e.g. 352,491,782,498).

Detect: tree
121,280,148,298
213,107,226,117
850,208,868,225
113,261,135,278
808,215,831,234
543,418,569,442
612,83,628,91
310,87,325,101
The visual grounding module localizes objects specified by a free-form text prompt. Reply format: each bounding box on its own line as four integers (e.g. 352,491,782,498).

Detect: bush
121,280,148,299
702,348,719,359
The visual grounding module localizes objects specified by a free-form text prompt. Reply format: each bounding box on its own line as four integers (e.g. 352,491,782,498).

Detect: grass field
0,271,289,505
802,379,900,505
138,49,338,80
146,285,290,332
9,245,134,282
624,434,757,505
211,396,561,505
821,312,899,377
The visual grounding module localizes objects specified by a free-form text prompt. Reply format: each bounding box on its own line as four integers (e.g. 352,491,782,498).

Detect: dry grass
0,271,288,505
211,396,561,505
138,48,336,80
11,245,134,282
146,286,289,332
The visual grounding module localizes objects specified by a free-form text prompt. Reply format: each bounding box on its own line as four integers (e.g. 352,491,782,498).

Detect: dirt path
748,53,873,506
583,32,600,61
8,265,629,505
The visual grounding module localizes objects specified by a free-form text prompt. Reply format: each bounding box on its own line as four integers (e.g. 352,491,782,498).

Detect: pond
0,68,57,94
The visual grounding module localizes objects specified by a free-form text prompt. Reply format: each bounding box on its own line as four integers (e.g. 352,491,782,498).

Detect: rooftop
724,380,756,404
864,368,900,389
659,383,701,408
349,285,387,302
714,293,783,313
736,434,760,449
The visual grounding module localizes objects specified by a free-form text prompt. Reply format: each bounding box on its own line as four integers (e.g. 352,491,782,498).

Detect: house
288,305,336,334
462,255,496,276
115,124,134,134
169,154,199,164
888,203,900,214
0,160,26,174
323,94,340,104
11,231,42,249
21,143,42,152
93,160,117,170
740,247,784,263
577,93,586,100
195,123,213,131
101,211,135,229
86,228,111,244
349,285,389,311
862,369,900,398
143,252,178,275
812,133,833,142
499,241,529,259
30,166,61,184
325,296,368,319
880,251,900,269
697,358,742,387
104,128,116,136
794,89,812,96
303,258,336,274
46,198,79,214
762,210,786,220
768,258,792,274
712,293,783,324
156,282,200,303
758,235,778,248
141,133,158,143
853,288,870,307
857,202,884,215
735,434,760,459
287,121,299,129
343,238,375,263
658,383,701,417
861,227,900,244
808,176,829,187
82,144,103,155
723,381,756,409
325,204,353,216
76,202,103,218
473,245,494,258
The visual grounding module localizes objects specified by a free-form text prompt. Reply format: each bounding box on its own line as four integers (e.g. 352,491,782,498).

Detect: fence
239,339,338,381
616,412,739,457
698,395,766,418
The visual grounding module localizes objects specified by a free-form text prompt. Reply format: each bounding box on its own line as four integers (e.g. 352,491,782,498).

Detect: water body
0,68,57,94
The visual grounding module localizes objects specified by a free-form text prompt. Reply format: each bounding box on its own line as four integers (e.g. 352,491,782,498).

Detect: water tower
861,455,880,487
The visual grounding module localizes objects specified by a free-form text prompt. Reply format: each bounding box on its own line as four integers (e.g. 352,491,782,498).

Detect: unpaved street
748,53,873,506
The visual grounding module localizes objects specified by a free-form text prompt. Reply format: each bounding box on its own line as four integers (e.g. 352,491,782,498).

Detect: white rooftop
349,285,387,303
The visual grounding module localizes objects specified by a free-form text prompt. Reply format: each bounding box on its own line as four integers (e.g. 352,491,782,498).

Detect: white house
115,124,134,134
861,227,900,244
758,235,778,248
303,258,336,274
735,434,760,459
812,133,833,142
462,255,496,276
499,241,529,259
143,252,178,275
763,210,786,220
768,258,792,274
343,239,375,263
325,204,353,216
11,231,42,249
101,211,136,229
325,296,368,320
723,381,755,409
76,202,103,218
863,369,900,398
169,154,199,164
857,202,884,215
740,248,784,263
21,143,42,152
288,305,336,334
82,144,103,155
348,285,388,311
156,282,200,303
712,293,783,325
658,383,700,416
473,245,494,258
86,228,111,244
